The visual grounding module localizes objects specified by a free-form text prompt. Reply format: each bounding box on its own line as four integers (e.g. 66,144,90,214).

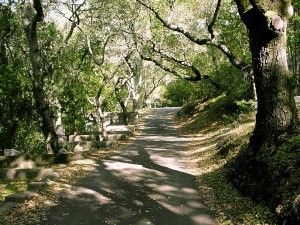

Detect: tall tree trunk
132,98,139,112
115,92,129,125
24,0,59,154
227,0,299,224
115,78,129,125
250,34,298,148
228,1,299,220
94,80,109,140
237,1,298,150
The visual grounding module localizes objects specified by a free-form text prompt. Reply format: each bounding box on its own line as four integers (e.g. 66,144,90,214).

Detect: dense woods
1,0,300,224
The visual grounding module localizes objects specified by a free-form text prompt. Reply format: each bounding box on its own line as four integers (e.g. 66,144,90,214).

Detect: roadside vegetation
176,95,300,224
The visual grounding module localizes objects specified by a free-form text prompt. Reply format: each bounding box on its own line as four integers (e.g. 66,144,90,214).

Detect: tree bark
24,0,59,154
235,0,298,149
115,77,129,125
228,1,299,220
94,79,109,140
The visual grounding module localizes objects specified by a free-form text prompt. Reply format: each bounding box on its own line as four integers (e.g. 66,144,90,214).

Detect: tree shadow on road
44,128,216,225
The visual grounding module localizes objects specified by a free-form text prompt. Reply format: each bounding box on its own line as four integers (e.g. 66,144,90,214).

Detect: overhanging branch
135,0,210,45
208,0,222,39
139,51,220,88
139,53,183,78
135,0,251,74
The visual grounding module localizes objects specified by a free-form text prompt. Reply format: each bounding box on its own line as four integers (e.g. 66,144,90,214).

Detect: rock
72,141,114,152
4,149,21,156
41,169,64,184
27,182,46,191
71,135,101,142
0,202,17,216
0,168,55,180
58,149,69,155
58,135,68,141
5,191,38,203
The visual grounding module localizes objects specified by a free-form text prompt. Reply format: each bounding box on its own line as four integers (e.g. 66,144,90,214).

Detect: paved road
41,108,217,225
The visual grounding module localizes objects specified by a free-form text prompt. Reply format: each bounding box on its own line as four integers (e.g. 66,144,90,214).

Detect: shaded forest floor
0,138,137,224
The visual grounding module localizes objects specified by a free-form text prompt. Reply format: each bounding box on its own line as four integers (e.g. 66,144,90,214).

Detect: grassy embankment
176,95,277,224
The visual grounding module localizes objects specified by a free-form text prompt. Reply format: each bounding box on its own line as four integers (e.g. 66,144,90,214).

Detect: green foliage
279,134,300,152
225,131,300,224
216,0,251,63
0,3,36,149
220,99,255,124
101,86,119,112
175,100,199,119
176,95,231,131
0,179,28,203
162,79,192,106
176,93,256,133
163,78,215,106
14,121,46,155
221,114,236,124
235,99,255,113
287,1,300,83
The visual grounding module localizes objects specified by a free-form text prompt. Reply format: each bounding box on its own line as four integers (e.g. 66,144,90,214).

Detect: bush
163,78,216,106
235,99,255,114
14,122,46,155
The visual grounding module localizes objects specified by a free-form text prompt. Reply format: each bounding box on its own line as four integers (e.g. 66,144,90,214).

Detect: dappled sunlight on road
65,186,111,205
40,108,216,225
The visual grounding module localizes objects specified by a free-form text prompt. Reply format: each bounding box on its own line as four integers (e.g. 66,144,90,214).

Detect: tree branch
139,53,183,78
144,75,166,101
208,40,252,73
33,0,43,22
64,0,86,44
135,0,210,45
27,0,44,37
136,35,218,84
136,0,251,74
208,0,222,39
150,40,207,79
87,34,115,67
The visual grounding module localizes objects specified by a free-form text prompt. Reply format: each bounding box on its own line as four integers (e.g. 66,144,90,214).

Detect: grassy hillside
175,95,278,224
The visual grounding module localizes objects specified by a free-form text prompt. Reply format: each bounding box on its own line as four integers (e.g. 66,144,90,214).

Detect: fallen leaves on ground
178,113,276,225
1,138,135,225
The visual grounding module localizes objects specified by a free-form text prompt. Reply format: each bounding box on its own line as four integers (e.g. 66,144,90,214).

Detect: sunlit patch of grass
177,97,277,224
0,179,28,203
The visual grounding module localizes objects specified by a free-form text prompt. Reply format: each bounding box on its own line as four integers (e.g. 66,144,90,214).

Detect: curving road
41,108,217,225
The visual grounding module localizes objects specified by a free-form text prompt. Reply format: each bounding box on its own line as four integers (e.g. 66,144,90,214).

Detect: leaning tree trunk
116,94,129,126
24,0,59,154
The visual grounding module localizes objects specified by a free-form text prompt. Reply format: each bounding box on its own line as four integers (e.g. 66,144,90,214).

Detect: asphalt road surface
41,108,217,225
